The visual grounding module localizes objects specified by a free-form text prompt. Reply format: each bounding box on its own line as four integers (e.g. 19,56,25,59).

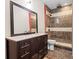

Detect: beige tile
44,47,72,59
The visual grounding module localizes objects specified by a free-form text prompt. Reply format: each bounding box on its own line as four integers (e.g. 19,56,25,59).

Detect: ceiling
44,0,72,10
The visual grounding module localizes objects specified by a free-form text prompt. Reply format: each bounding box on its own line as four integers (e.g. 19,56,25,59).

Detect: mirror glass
13,5,29,34
29,13,37,32
10,1,38,36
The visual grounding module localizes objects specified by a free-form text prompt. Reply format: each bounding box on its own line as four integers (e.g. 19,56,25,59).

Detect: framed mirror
10,1,38,36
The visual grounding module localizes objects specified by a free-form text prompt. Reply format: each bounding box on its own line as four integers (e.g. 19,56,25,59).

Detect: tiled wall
46,15,51,27
50,5,72,13
49,15,72,27
46,5,72,44
48,31,72,44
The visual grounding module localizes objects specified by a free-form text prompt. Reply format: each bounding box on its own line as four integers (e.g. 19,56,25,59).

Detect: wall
50,15,72,27
5,0,10,37
46,5,72,44
5,0,45,37
48,31,72,44
46,5,72,29
50,6,72,27
46,5,72,27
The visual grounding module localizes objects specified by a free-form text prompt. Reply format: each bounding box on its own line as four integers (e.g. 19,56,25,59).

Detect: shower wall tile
48,31,72,44
46,5,72,44
49,15,72,27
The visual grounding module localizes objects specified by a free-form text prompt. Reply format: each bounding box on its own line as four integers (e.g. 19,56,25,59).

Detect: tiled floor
44,47,72,59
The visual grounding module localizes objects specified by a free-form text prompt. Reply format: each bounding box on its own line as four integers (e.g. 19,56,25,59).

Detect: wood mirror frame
10,1,38,36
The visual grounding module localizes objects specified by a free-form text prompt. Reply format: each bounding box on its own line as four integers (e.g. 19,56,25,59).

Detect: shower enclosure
43,1,72,59
45,5,72,45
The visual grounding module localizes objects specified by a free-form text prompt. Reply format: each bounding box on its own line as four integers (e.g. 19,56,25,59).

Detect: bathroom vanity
6,33,48,59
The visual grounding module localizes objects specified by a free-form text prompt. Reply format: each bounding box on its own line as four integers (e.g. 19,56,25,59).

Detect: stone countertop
6,33,48,42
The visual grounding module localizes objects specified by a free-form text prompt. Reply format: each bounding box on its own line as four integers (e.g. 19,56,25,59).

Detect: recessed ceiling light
62,3,71,6
64,3,68,5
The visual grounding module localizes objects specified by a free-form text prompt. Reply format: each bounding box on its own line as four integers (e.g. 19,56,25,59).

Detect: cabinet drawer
43,46,48,55
18,52,31,59
17,40,30,48
39,49,44,59
39,46,48,59
19,43,30,49
18,47,31,56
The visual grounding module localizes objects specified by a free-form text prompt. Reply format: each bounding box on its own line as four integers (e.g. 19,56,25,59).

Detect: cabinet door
38,36,43,50
39,46,48,59
30,38,39,54
38,35,48,59
38,35,48,50
42,35,48,47
18,52,31,59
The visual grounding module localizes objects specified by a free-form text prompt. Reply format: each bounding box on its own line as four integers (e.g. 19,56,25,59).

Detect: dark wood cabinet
6,33,48,59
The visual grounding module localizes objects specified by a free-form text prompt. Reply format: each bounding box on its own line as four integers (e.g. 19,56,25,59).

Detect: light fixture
62,3,72,7
26,0,31,4
25,0,32,9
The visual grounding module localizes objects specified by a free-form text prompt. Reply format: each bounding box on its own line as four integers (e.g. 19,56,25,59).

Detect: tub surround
55,42,72,49
45,4,72,44
47,31,72,44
